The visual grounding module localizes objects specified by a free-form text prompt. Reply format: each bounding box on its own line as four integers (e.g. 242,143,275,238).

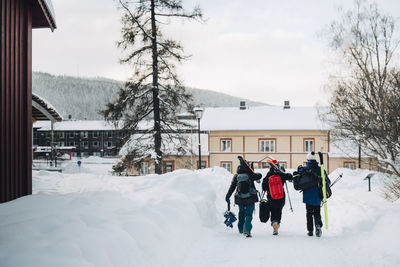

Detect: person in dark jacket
261,160,293,235
297,152,330,237
226,156,262,238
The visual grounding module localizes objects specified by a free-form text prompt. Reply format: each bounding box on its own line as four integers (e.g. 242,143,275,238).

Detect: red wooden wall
0,0,33,203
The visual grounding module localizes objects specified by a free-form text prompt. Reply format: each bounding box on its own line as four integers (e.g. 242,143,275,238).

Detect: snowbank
0,167,399,267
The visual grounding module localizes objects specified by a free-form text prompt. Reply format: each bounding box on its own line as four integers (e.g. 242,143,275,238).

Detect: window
140,162,149,175
93,152,101,157
71,152,77,157
105,141,113,148
80,131,88,138
163,161,174,173
197,161,207,169
92,131,99,138
221,161,232,173
69,141,76,146
304,139,315,153
92,141,99,147
220,139,232,152
69,132,74,138
57,132,64,138
82,152,89,157
80,141,89,149
259,139,276,153
105,131,112,138
344,162,356,170
56,141,65,147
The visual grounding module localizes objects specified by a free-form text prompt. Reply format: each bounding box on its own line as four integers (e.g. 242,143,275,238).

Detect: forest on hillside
32,72,267,120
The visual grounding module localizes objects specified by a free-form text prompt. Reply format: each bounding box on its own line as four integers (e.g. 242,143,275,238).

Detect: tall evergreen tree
103,0,202,174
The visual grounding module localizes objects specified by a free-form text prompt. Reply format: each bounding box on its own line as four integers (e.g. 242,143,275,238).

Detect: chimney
239,100,247,110
283,100,290,109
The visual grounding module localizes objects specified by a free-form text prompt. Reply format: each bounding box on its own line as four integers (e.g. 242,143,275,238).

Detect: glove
254,173,262,180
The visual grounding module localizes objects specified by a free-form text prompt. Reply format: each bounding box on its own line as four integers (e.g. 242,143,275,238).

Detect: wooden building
0,0,56,203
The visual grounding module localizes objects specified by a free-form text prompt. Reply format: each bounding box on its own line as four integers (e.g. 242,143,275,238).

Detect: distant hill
32,72,268,120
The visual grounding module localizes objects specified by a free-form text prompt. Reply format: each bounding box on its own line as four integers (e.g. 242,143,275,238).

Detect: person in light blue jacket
298,152,330,237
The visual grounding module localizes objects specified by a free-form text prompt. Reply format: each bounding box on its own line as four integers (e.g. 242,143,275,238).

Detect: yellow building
127,102,377,175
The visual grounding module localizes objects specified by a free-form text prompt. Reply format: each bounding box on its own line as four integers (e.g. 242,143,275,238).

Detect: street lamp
350,105,365,169
194,107,204,169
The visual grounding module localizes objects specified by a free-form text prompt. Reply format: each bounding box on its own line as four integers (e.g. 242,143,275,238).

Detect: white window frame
140,162,149,175
220,139,232,152
221,161,232,173
80,131,88,138
344,162,356,170
304,139,315,153
80,141,89,149
259,139,275,153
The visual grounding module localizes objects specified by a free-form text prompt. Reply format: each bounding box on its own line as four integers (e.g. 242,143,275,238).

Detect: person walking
297,152,330,237
261,160,293,235
225,156,262,238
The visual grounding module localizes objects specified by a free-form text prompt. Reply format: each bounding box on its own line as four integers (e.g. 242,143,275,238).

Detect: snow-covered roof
201,105,327,131
32,93,62,121
34,120,119,131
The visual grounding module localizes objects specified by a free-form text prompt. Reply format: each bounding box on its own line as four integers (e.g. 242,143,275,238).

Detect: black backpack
318,176,332,199
293,169,319,191
236,173,256,198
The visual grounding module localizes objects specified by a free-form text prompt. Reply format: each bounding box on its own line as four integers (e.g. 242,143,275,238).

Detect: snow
0,165,399,267
201,106,328,131
34,120,118,131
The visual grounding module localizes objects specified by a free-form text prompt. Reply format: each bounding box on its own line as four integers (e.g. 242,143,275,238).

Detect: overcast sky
33,0,400,107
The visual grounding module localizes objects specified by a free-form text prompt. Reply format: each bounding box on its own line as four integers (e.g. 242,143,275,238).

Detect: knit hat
306,151,316,161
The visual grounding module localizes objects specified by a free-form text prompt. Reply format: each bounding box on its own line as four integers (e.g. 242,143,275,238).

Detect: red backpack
268,175,284,199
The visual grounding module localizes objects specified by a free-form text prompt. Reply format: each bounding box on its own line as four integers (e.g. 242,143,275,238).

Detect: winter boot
244,232,252,238
315,225,322,237
307,231,313,236
272,222,280,235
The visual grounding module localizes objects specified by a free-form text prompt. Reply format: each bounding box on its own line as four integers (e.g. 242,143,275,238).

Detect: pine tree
102,0,202,174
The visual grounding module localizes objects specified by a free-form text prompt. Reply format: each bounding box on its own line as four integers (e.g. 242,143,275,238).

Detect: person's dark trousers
306,204,322,232
270,198,285,225
238,204,255,234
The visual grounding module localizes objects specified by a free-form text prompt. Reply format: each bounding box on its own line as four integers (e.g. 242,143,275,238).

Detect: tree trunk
151,0,162,174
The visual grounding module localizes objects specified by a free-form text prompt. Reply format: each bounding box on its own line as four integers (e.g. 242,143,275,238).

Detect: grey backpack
236,173,256,198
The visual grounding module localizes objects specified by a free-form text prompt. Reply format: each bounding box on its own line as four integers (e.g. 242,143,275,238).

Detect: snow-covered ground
0,163,399,267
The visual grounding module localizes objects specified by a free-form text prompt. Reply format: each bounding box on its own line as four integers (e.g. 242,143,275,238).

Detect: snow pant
270,197,285,225
238,203,255,234
306,204,322,232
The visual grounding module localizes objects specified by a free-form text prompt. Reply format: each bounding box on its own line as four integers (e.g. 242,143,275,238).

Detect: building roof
34,120,118,131
201,105,327,131
32,93,62,122
30,0,57,31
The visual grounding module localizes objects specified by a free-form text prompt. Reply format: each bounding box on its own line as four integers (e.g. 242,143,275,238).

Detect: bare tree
322,0,400,199
103,0,202,174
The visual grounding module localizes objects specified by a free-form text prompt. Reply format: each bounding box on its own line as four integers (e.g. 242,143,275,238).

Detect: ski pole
285,182,293,213
330,174,343,188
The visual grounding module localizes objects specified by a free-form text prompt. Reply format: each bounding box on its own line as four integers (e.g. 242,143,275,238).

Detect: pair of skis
318,152,328,230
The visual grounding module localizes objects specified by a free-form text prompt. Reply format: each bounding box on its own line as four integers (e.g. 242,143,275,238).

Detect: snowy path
0,165,399,267
183,169,400,267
